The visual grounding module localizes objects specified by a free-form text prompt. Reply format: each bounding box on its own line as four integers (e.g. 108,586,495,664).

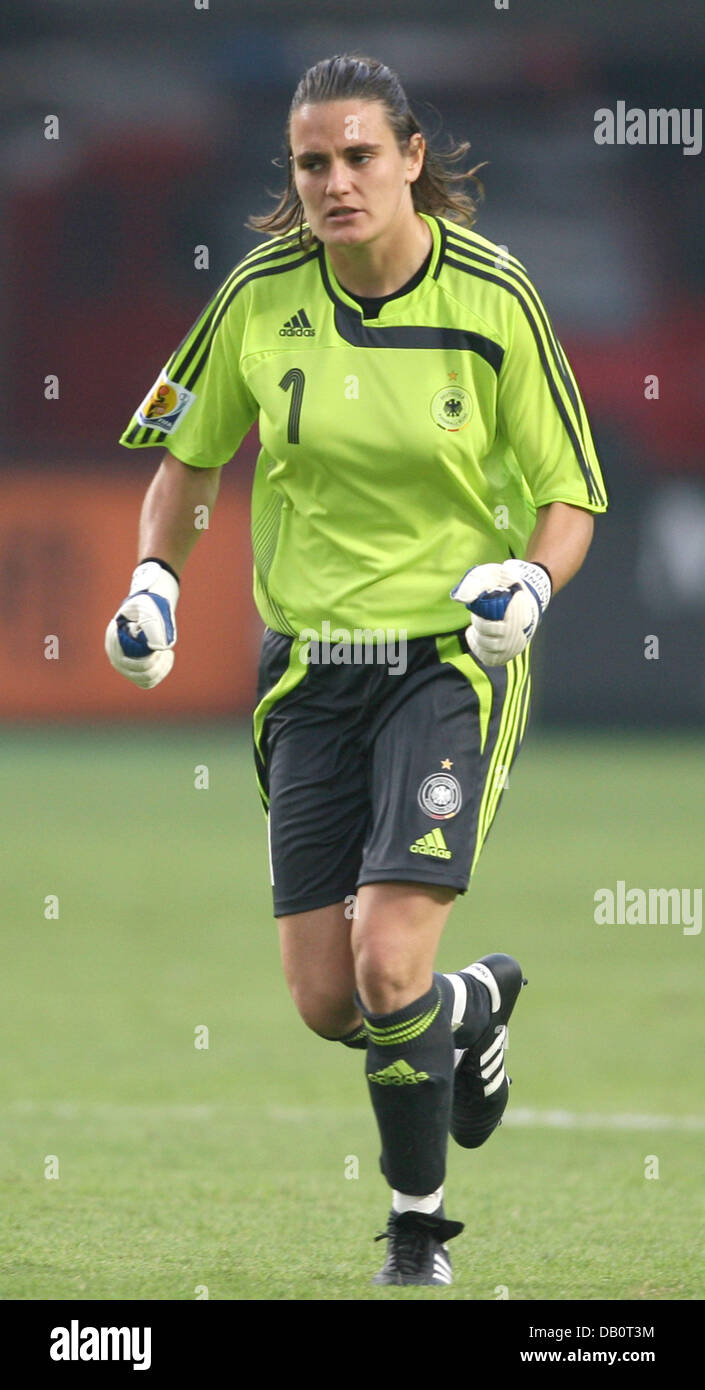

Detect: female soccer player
106,53,607,1287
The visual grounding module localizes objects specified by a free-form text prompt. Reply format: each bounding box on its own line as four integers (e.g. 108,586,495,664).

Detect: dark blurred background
2,0,704,724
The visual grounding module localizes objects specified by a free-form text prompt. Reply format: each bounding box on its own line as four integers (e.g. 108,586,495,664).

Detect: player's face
290,99,425,245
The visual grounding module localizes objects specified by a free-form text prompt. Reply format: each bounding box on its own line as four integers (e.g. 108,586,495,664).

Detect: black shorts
253,628,531,917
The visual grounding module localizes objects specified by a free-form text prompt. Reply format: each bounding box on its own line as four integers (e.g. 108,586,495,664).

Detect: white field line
6,1100,705,1132
505,1107,705,1132
7,1101,216,1120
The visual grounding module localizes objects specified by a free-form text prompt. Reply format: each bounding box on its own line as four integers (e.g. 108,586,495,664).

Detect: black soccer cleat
451,953,526,1149
372,1209,464,1286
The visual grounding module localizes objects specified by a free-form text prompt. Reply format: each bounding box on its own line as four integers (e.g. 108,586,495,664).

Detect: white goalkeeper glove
105,558,179,690
450,558,552,667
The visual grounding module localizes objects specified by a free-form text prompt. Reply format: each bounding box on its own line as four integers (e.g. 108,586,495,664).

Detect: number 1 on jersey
279,368,305,444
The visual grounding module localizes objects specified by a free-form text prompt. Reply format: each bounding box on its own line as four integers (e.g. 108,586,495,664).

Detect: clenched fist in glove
451,558,552,667
105,559,179,689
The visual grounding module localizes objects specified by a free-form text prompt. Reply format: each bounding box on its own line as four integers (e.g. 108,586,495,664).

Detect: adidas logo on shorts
279,308,315,337
409,829,452,859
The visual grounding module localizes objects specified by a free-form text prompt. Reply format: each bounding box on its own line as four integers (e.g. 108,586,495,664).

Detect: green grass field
1,727,703,1301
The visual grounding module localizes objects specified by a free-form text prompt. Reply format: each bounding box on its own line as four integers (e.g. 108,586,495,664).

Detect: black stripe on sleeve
444,245,604,505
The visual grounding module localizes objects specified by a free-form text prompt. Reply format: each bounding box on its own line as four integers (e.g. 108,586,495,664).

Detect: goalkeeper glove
450,558,552,667
105,558,179,690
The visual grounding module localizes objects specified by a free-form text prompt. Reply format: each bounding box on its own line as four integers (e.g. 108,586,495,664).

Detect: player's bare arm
452,502,597,669
105,451,222,689
139,450,223,577
525,500,594,595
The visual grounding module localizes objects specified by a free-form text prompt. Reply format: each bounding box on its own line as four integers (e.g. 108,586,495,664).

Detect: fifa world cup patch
137,373,197,433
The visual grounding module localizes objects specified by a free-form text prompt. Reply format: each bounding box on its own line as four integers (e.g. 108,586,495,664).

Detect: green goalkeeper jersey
120,213,608,639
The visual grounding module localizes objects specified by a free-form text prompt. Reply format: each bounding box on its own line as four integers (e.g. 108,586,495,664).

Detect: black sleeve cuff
138,556,181,584
533,561,553,590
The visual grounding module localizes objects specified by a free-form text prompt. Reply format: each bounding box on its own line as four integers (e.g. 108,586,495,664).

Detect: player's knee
289,982,355,1040
352,884,455,1014
353,939,420,1016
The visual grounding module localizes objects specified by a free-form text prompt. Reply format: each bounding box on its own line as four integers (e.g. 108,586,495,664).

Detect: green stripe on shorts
252,636,309,778
434,633,493,752
471,648,530,873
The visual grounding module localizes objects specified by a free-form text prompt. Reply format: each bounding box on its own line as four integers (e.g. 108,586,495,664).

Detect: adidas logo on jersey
409,829,452,860
280,308,315,337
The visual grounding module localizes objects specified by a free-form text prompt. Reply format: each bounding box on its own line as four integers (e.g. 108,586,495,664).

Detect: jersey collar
317,213,444,319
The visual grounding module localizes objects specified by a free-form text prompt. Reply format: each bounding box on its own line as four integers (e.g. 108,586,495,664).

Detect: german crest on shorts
418,772,462,820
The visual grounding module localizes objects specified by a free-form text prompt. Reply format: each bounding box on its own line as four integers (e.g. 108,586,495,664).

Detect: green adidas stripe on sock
364,1000,441,1046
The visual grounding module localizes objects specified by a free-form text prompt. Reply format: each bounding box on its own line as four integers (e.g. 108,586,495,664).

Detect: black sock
435,968,491,1048
358,981,453,1195
336,1023,367,1050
